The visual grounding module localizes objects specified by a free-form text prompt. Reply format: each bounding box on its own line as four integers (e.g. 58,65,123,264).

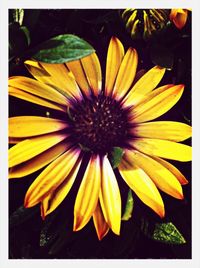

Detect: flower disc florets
69,95,130,154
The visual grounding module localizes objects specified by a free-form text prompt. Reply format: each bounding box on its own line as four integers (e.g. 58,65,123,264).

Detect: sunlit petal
132,138,192,162
123,149,184,199
93,201,109,240
119,161,165,217
133,121,192,142
9,133,67,168
9,116,68,138
9,141,70,178
81,53,102,96
73,155,101,231
105,37,124,96
130,84,184,123
112,48,138,100
99,156,121,235
124,66,165,107
24,148,81,207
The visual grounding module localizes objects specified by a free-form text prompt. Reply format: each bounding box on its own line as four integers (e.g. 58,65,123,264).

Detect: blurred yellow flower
9,37,192,240
170,9,191,29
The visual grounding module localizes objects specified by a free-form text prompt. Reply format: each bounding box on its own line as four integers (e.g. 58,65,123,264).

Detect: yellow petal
66,60,91,97
133,121,192,142
9,116,68,138
9,86,66,112
93,202,109,240
151,156,189,185
170,9,178,20
73,155,101,231
80,53,102,96
24,148,81,207
9,76,69,106
119,161,165,218
99,156,121,235
42,157,82,217
105,37,125,96
112,48,138,100
130,84,184,123
123,149,184,199
9,133,67,168
39,62,82,100
124,66,166,107
9,141,70,178
132,138,192,162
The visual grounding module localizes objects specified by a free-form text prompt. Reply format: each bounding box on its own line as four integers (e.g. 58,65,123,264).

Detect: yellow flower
9,37,192,240
170,9,191,29
121,9,170,39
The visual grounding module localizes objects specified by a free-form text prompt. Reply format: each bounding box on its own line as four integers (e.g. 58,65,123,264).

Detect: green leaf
110,147,124,169
150,43,174,70
122,189,134,221
31,34,95,63
9,205,39,228
152,222,186,244
20,26,31,46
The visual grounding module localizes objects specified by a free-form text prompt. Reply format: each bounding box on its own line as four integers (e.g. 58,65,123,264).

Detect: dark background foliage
9,9,192,259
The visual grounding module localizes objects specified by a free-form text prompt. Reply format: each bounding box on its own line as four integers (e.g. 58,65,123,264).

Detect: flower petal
151,156,189,185
9,116,68,138
9,86,66,112
9,141,69,178
123,149,184,199
112,48,138,100
73,155,101,231
130,84,184,123
41,157,82,217
66,60,91,97
93,201,109,240
170,9,188,29
9,76,69,106
124,66,165,107
105,37,125,96
9,133,67,168
119,161,165,218
99,156,121,235
133,121,192,142
132,138,192,162
24,147,81,207
39,62,82,100
80,53,102,96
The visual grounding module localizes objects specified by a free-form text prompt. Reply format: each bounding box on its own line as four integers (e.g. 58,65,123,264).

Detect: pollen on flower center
68,95,130,154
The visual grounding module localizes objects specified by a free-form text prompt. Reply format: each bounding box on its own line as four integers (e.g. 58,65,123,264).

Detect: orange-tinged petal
93,202,109,240
80,53,102,96
112,48,138,100
123,149,184,199
130,84,184,123
151,156,189,185
9,86,66,112
99,156,121,235
170,9,188,29
132,138,192,162
73,155,101,231
119,161,165,218
39,62,82,99
105,37,125,96
9,76,69,106
66,60,91,97
41,157,82,217
9,141,70,178
9,133,67,168
9,116,68,138
24,148,81,207
123,66,165,107
133,121,192,142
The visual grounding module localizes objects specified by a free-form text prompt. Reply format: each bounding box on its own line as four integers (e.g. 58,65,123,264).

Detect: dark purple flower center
68,95,130,154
